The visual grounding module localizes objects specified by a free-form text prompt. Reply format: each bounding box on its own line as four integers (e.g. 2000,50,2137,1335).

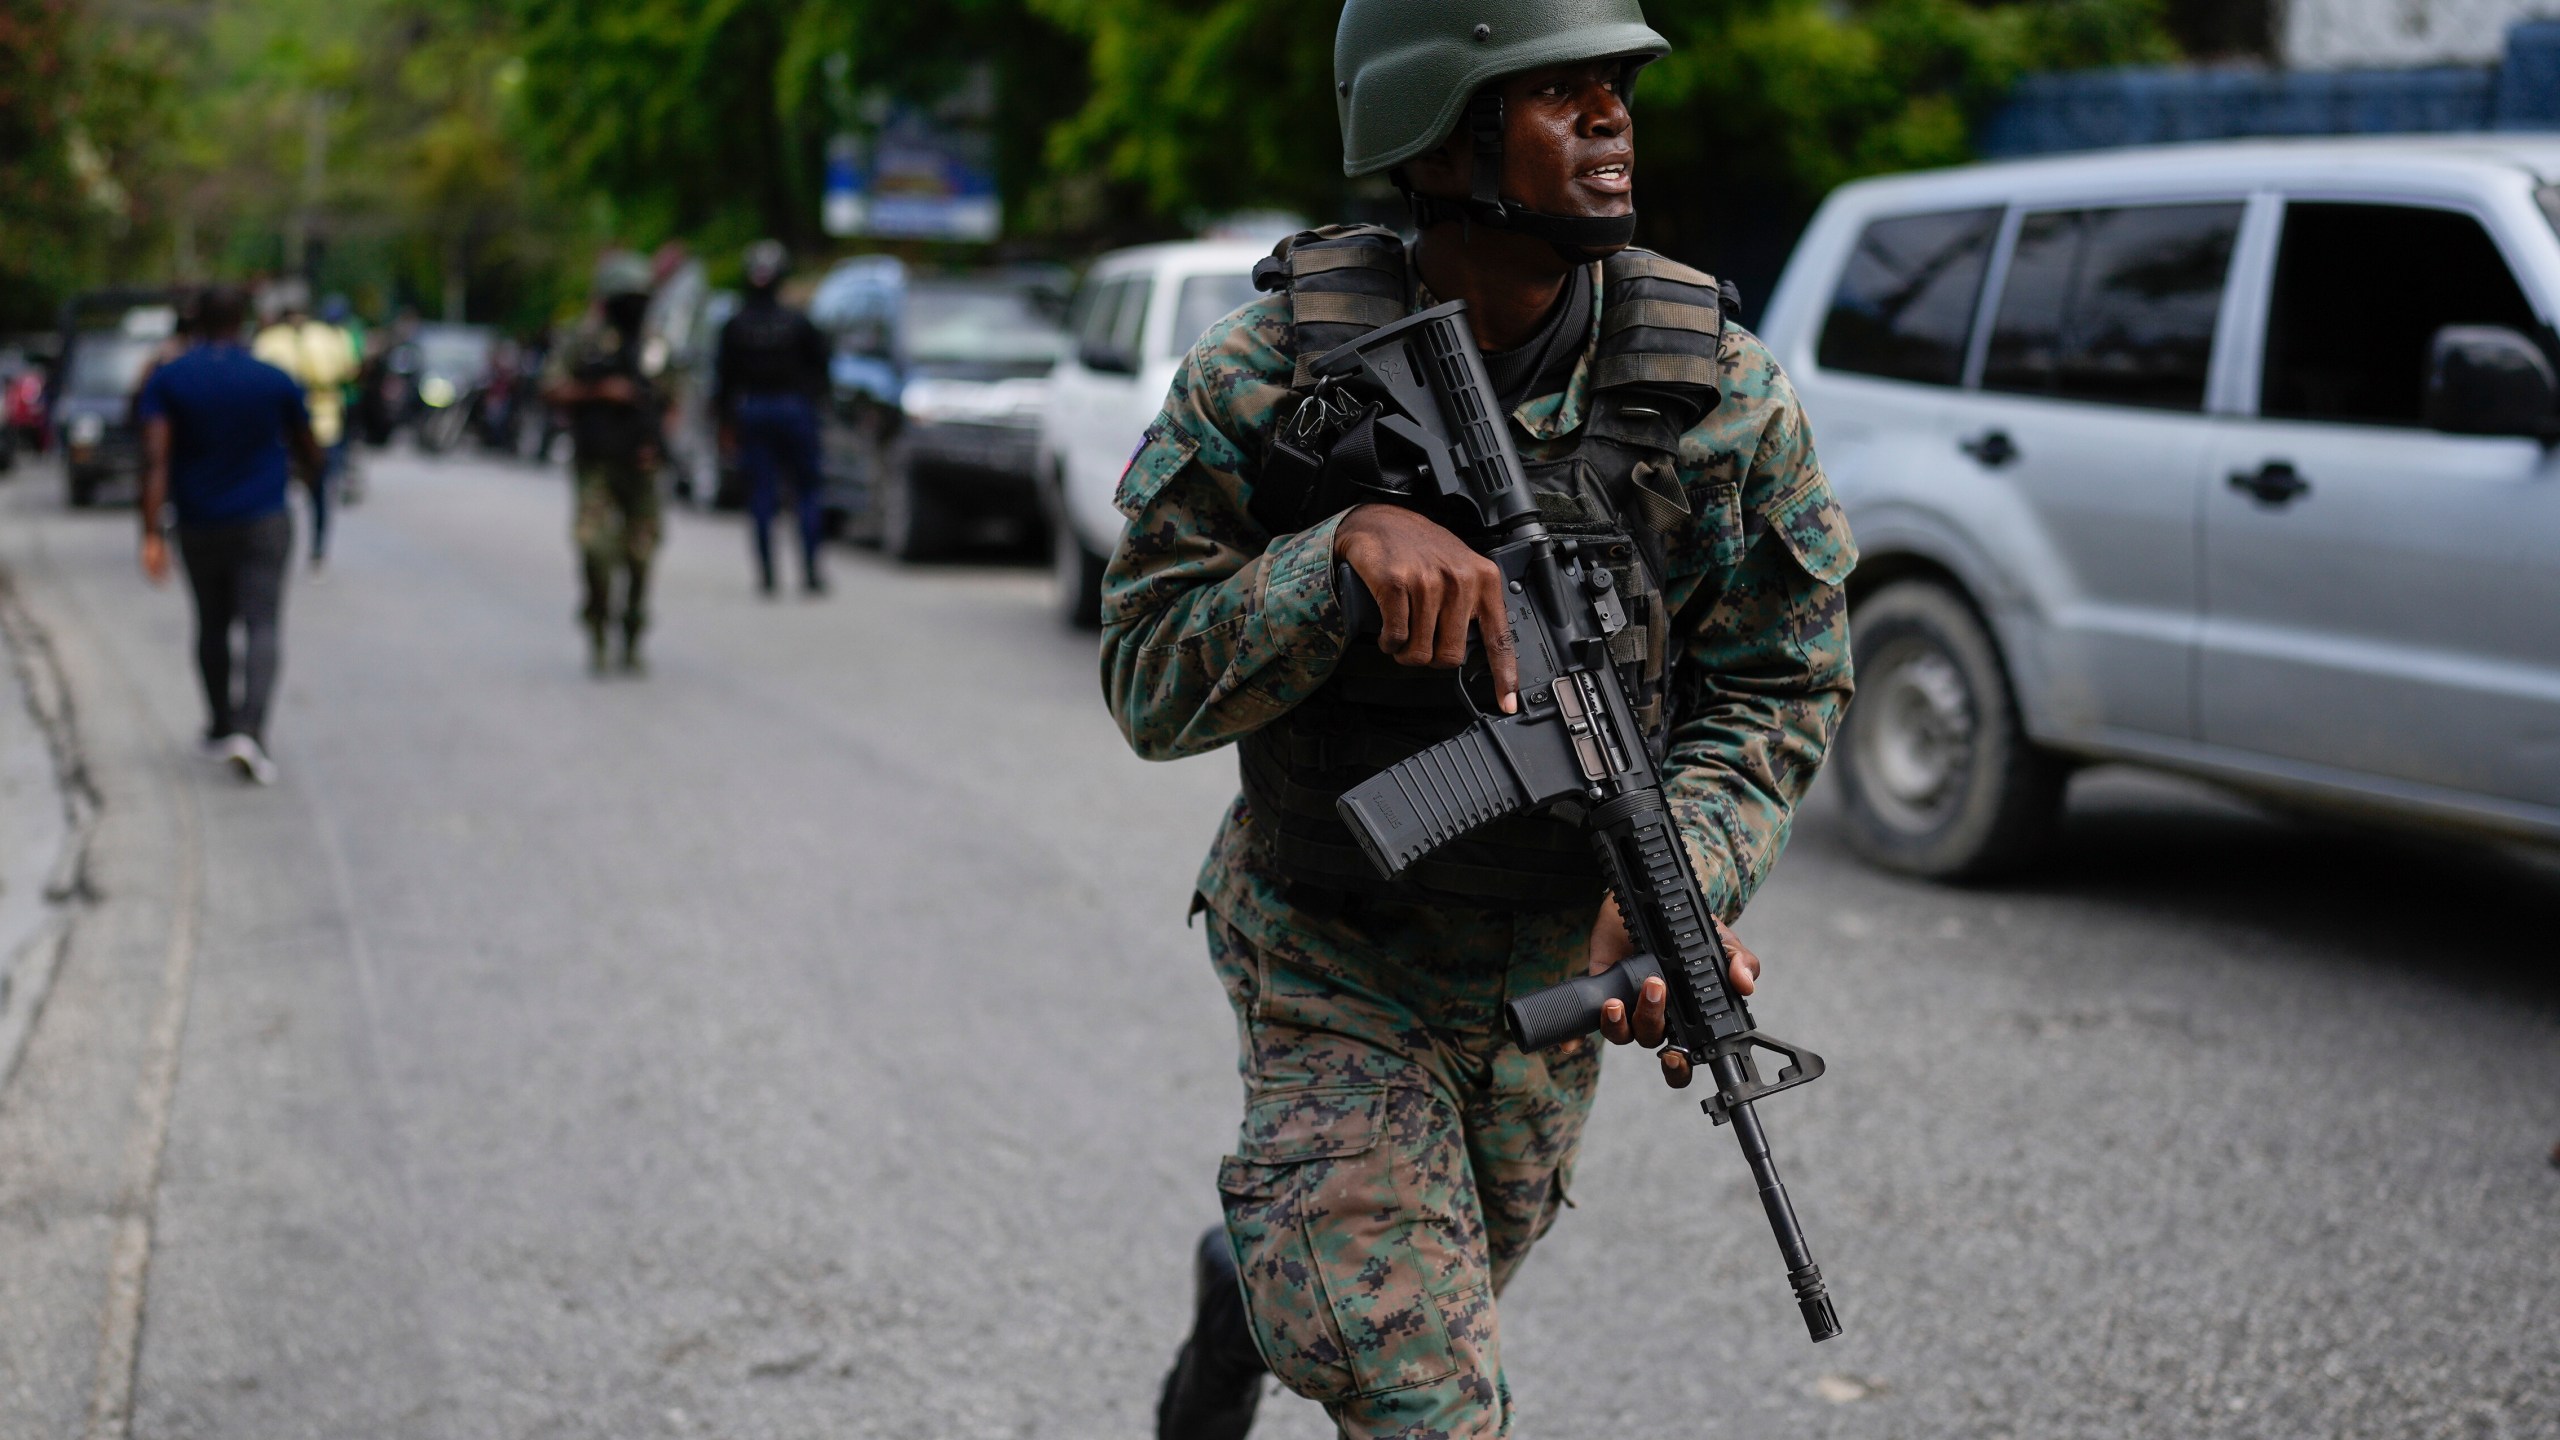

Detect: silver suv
1758,136,2560,876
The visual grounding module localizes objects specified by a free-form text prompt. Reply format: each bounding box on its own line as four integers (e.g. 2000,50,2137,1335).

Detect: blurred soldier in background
716,240,833,597
542,251,666,675
255,286,360,572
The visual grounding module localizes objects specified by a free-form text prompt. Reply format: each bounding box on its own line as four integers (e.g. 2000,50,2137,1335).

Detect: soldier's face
1498,61,1635,219
1406,60,1635,219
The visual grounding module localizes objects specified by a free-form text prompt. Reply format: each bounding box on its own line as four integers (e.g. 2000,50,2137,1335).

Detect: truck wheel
880,464,948,562
1055,515,1106,630
1835,579,2067,880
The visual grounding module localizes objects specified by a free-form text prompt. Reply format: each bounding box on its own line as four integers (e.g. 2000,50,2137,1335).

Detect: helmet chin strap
1404,90,1637,264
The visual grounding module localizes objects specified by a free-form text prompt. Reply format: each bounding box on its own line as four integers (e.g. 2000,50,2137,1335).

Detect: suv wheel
1054,476,1105,622
880,463,948,562
1836,579,2067,879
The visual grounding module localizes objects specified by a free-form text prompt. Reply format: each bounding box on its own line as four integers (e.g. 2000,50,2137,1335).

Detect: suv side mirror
1078,341,1138,377
2425,325,2559,440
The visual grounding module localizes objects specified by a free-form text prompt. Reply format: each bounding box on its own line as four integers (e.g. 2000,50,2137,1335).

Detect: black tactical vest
1239,225,1735,910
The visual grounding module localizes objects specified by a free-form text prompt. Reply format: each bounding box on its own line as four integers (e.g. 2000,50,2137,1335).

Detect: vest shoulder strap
1593,247,1733,400
1254,225,1410,386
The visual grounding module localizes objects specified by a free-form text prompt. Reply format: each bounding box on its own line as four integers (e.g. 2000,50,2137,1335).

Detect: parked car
0,349,27,474
1042,239,1268,625
53,294,179,507
2,346,50,462
868,275,1069,560
401,323,498,453
653,260,737,505
1757,135,2560,876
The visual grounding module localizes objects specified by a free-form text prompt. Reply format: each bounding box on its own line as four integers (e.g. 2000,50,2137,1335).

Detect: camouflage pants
574,458,662,639
1205,904,1600,1439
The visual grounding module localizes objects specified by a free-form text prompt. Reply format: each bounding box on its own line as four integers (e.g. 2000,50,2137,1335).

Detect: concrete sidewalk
0,561,91,1090
0,481,210,1437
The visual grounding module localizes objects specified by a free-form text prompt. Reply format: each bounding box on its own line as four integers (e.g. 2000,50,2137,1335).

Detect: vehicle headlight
420,376,456,408
68,414,105,446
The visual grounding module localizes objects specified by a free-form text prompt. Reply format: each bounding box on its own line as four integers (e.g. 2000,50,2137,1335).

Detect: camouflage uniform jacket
1100,270,1857,949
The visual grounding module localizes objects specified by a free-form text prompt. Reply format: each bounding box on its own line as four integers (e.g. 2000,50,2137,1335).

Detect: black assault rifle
1300,299,1841,1343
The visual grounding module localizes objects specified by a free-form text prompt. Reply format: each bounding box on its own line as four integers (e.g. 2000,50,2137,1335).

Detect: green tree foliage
29,0,2180,328
1038,0,2177,273
507,0,1089,262
0,0,169,328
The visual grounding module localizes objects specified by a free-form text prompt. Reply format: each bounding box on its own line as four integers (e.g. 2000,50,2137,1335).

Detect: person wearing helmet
715,240,834,596
1104,3,1857,1436
542,251,668,674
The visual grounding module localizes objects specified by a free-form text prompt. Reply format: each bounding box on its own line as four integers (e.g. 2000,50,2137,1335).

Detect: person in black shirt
715,241,834,596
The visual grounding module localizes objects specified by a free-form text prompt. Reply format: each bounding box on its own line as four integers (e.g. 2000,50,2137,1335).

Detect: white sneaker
222,734,278,786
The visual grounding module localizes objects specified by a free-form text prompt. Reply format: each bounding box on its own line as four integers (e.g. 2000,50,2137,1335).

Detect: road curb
0,564,100,1093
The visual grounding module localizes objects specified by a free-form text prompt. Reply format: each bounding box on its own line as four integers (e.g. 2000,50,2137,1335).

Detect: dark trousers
735,393,824,588
309,440,348,559
177,511,292,744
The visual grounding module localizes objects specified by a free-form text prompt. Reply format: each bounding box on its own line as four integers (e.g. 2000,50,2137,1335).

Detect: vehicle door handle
2229,461,2310,506
1959,429,2018,468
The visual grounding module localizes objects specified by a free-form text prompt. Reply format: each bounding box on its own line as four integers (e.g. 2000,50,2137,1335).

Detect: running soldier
1102,3,1858,1436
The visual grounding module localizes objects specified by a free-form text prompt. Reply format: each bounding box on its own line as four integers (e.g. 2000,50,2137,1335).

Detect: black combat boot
1156,1226,1267,1440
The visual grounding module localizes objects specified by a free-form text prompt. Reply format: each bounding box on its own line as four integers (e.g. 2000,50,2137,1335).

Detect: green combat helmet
591,250,654,300
1335,0,1669,258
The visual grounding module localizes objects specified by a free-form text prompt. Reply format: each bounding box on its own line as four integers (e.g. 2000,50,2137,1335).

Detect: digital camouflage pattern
544,318,665,647
573,458,660,641
1100,271,1855,1438
1207,908,1595,1437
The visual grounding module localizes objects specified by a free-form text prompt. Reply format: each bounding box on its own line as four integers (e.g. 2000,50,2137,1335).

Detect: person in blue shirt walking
715,241,833,597
136,286,325,785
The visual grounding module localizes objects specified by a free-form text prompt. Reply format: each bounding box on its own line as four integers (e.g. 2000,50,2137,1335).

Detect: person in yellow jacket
254,295,361,572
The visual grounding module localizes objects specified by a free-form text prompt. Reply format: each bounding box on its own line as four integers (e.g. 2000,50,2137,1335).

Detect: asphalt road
0,448,2554,1440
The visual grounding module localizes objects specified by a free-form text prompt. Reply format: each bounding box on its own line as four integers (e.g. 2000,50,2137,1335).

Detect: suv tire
1836,579,2067,879
880,462,950,562
1051,475,1106,630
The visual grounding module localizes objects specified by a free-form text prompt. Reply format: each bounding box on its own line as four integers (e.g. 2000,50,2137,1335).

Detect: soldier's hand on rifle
1336,503,1520,712
1587,894,1761,1089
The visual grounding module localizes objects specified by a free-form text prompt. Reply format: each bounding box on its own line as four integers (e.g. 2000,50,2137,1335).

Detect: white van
1041,240,1268,626
1757,136,2560,876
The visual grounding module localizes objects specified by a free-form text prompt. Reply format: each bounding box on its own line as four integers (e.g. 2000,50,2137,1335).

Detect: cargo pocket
1765,471,1858,586
1215,1084,1458,1401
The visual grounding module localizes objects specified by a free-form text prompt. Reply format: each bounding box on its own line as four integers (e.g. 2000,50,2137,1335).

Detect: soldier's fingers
1374,578,1414,656
1600,997,1635,1045
1632,974,1670,1048
1431,574,1474,668
1715,918,1761,996
1474,569,1519,712
1660,1049,1694,1088
1403,571,1449,665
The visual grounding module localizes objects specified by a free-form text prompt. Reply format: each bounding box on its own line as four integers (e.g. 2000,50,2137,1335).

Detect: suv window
1816,207,2001,386
1073,275,1146,374
1172,273,1260,359
1983,202,2243,411
2263,202,2539,426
